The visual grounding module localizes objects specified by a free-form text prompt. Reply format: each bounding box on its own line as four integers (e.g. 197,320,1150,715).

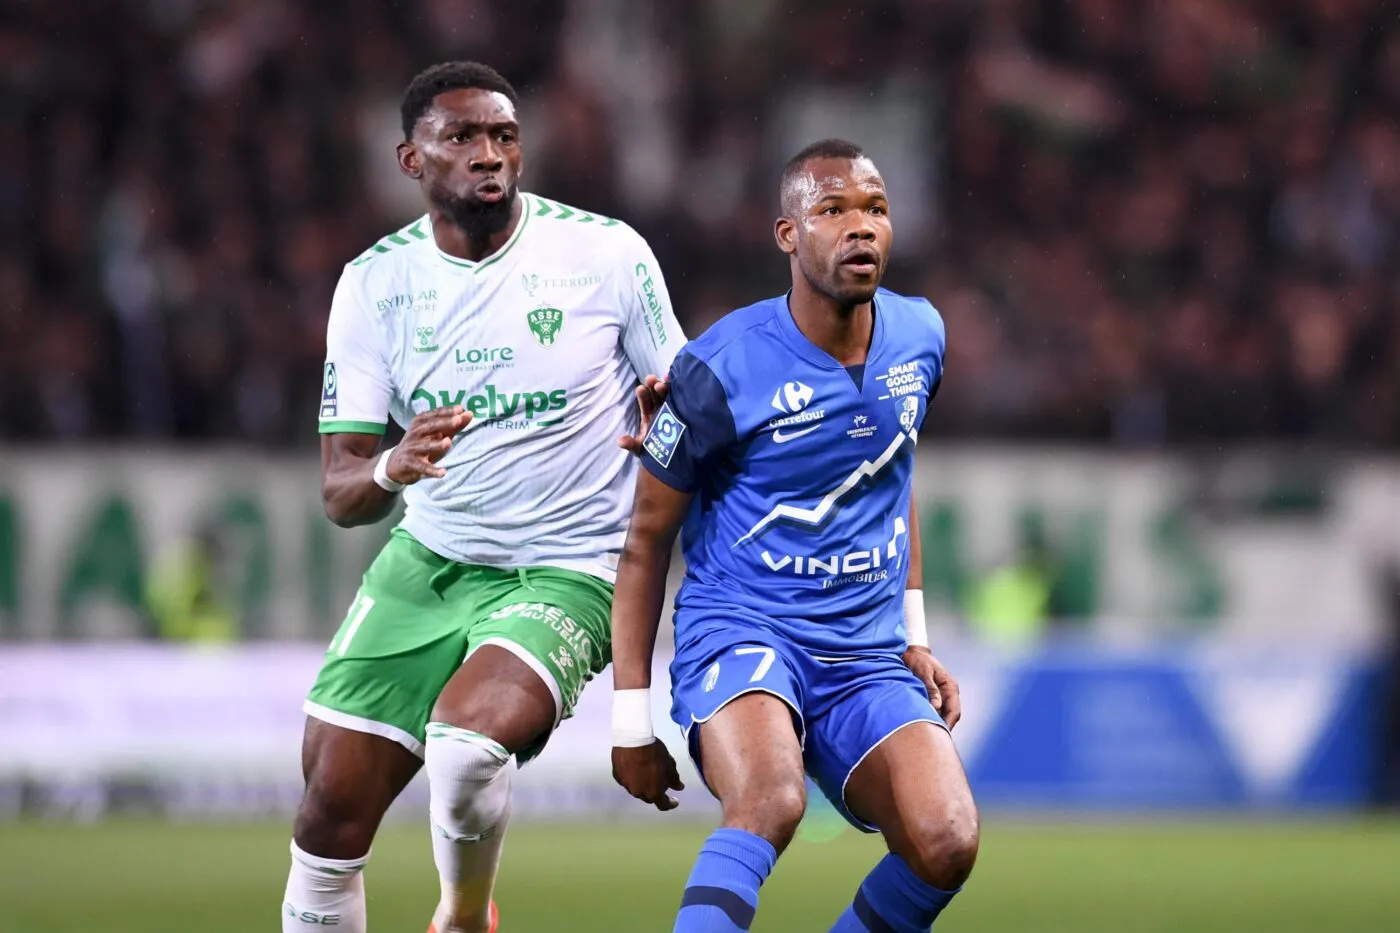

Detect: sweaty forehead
785,156,884,213
422,88,517,130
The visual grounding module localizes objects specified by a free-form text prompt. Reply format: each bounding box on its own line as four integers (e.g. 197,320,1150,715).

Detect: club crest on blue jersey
644,403,687,468
898,395,919,433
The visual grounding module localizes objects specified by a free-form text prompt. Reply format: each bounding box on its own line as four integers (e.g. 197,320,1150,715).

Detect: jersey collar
432,193,534,273
774,289,887,371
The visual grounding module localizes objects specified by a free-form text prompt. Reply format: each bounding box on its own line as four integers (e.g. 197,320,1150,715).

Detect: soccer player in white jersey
280,62,686,933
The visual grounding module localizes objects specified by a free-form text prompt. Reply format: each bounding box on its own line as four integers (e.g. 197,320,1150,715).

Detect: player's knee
294,774,381,858
425,722,513,839
902,804,980,889
723,775,807,853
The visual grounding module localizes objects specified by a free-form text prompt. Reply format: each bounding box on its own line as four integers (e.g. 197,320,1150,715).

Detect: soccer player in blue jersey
608,139,978,932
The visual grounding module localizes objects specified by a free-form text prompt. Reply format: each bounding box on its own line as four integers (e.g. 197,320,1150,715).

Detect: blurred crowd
3,0,1398,446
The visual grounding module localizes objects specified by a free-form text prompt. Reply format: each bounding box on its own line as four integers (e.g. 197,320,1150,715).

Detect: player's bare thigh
294,717,423,858
431,644,557,754
844,722,980,889
697,693,808,854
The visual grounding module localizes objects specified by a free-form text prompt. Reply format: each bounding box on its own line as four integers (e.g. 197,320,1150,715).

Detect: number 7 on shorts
735,646,775,683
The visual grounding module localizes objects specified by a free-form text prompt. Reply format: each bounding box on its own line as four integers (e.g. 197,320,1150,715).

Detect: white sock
282,841,368,933
425,722,514,933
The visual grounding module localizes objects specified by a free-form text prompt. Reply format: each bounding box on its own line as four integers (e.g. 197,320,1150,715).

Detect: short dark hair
401,61,519,139
779,138,867,214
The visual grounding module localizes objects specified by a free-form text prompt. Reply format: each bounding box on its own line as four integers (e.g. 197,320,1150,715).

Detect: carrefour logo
772,381,814,414
768,381,824,443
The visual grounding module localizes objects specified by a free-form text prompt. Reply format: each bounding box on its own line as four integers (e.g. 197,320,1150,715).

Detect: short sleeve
920,302,946,431
640,350,736,493
318,271,392,436
619,234,687,380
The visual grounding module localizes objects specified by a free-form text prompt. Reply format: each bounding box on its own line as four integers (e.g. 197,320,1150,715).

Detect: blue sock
828,854,960,932
673,827,777,932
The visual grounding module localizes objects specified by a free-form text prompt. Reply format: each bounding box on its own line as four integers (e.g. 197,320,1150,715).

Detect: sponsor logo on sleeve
634,262,670,348
320,363,338,418
644,403,687,468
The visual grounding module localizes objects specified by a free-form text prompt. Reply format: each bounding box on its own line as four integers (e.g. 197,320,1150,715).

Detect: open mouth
840,247,880,274
474,178,506,202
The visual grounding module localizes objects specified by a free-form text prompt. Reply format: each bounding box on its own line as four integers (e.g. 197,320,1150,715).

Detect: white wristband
372,447,404,493
904,589,928,649
612,688,655,747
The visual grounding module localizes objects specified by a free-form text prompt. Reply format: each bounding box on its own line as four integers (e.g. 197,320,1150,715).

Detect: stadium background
2,1,1399,930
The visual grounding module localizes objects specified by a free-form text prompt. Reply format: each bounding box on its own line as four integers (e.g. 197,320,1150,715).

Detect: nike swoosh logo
772,425,821,443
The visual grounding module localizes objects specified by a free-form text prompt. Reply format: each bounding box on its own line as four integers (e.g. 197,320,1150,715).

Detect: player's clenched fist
612,741,685,812
387,406,471,484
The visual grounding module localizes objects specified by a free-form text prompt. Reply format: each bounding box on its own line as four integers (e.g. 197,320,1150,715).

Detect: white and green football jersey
319,193,686,582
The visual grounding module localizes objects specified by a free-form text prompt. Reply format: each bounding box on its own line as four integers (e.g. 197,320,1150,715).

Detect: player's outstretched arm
610,468,691,810
320,407,471,527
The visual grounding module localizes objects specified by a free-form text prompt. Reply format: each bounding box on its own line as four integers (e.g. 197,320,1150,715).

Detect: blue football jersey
641,288,945,657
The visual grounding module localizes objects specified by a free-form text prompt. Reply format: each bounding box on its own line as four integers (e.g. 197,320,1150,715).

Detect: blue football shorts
669,615,948,831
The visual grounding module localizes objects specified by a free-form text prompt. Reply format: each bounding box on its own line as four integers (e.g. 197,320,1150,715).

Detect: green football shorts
304,529,613,762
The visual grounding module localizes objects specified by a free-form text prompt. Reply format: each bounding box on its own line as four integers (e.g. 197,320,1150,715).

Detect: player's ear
397,141,422,180
774,216,798,255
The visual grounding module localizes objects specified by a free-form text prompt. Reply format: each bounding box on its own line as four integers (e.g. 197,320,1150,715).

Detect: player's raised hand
618,375,670,455
612,740,685,811
904,646,962,729
387,406,472,484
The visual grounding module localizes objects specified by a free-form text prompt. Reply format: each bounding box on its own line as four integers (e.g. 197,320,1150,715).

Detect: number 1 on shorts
735,646,775,683
334,594,376,657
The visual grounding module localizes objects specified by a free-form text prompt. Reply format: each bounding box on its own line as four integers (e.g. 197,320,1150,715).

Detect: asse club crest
527,307,564,348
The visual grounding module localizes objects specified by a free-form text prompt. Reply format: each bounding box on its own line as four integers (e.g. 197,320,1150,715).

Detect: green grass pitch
1,817,1397,932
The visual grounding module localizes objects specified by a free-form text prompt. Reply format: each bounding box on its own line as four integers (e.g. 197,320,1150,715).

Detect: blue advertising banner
939,644,1388,810
0,643,1388,816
